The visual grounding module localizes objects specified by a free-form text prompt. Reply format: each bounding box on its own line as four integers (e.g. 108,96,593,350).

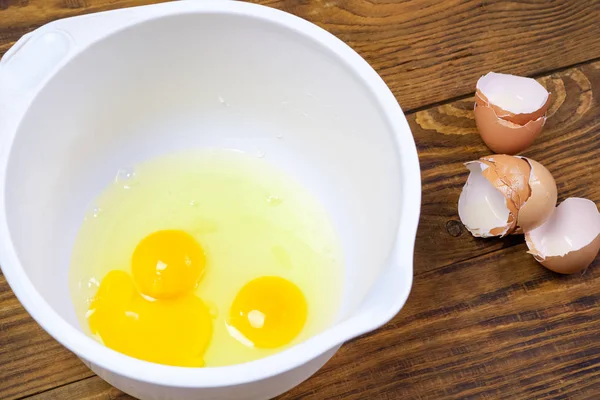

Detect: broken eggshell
474,105,546,155
475,72,551,125
514,157,558,232
457,156,530,238
474,72,551,155
480,155,530,210
525,198,600,274
458,155,557,238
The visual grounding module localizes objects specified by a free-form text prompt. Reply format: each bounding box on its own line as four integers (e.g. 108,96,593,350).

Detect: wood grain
0,272,93,400
1,1,600,399
25,376,128,400
254,0,600,111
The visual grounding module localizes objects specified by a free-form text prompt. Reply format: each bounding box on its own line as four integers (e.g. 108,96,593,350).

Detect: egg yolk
88,270,212,367
131,230,205,299
228,276,307,348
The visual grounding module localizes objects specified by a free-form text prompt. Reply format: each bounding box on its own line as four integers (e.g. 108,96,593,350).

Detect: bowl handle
0,5,152,148
0,1,225,149
1,32,35,65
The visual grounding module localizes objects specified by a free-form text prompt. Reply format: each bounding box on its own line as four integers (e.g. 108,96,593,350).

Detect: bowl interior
4,12,402,338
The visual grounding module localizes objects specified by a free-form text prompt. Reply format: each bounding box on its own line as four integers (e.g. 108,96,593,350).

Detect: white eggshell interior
527,198,600,257
477,72,548,114
458,162,510,236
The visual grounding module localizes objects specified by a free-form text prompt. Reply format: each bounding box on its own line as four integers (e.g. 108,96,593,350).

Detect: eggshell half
474,104,545,155
525,198,600,274
475,72,551,125
515,157,557,232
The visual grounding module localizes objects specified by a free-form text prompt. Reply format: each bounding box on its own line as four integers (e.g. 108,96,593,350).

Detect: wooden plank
25,244,600,400
25,376,128,400
255,0,600,111
412,60,600,274
0,272,93,400
1,1,600,111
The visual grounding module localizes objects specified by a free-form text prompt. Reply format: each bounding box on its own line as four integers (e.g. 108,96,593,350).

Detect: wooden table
1,1,600,399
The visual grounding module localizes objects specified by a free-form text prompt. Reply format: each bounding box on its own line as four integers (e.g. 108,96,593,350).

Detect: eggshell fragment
458,161,515,238
515,157,557,232
474,104,546,155
525,198,600,274
475,72,551,125
480,155,531,211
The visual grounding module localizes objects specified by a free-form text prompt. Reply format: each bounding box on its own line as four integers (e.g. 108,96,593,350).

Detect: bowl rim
0,0,421,388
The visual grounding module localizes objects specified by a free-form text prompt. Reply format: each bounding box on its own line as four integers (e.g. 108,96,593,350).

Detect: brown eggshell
489,225,514,237
511,227,523,235
471,155,532,236
515,158,557,232
474,104,545,155
532,234,600,274
480,155,531,212
525,198,600,274
475,89,551,126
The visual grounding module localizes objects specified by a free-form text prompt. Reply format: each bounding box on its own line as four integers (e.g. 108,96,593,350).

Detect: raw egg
132,230,205,299
69,149,342,367
89,269,212,367
228,276,307,348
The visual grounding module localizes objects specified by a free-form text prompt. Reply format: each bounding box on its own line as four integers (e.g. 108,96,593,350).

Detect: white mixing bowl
0,1,421,399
